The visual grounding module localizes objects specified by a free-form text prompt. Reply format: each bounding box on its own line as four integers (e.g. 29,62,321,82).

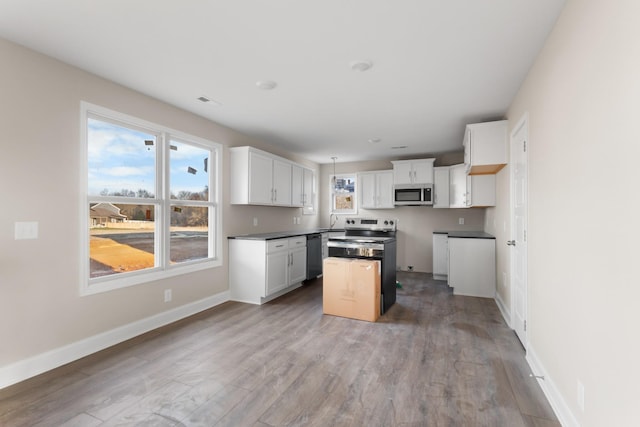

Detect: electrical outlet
458,217,465,225
577,380,585,411
253,217,258,227
293,216,297,224
15,221,39,240
164,289,172,303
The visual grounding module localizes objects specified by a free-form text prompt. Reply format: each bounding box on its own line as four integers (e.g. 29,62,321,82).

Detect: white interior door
510,115,528,347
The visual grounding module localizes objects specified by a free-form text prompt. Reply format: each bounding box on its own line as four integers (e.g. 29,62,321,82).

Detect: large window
330,173,357,214
81,102,221,294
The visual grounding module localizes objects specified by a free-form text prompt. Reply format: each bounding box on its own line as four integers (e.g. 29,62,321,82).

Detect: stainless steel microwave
394,184,433,206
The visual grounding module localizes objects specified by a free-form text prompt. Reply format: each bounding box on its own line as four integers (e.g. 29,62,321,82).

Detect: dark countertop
434,230,495,239
228,229,345,241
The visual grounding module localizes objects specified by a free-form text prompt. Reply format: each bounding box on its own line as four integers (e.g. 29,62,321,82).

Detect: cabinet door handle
507,240,516,246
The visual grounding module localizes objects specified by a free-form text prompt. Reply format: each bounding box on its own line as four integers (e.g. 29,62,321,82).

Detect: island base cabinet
323,258,381,322
448,237,496,298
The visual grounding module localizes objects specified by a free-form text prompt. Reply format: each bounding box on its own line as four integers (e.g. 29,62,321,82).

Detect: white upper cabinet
245,149,273,205
449,163,496,208
465,174,496,207
391,158,435,185
231,146,314,209
449,164,468,208
230,146,299,207
272,158,292,206
433,166,450,209
291,164,304,207
463,120,508,175
302,167,315,209
359,170,394,209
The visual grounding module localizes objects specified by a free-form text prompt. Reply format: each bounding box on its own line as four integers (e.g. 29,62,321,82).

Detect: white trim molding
527,346,580,427
494,293,511,328
0,291,230,390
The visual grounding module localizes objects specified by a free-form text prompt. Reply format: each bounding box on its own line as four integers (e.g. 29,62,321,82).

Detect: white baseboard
526,346,580,427
494,292,511,328
0,291,230,390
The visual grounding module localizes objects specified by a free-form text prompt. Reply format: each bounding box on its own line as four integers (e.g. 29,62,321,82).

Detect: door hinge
524,320,527,331
523,140,527,152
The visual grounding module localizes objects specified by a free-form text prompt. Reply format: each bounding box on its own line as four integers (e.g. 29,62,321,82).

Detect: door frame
510,112,529,349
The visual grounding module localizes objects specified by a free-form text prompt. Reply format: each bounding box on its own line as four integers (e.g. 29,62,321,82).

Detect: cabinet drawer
289,236,307,248
267,239,289,252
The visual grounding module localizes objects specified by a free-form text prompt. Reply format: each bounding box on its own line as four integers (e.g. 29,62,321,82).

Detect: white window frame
80,102,222,295
329,173,358,215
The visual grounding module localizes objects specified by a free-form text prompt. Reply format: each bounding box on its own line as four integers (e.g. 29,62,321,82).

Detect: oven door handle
327,242,385,250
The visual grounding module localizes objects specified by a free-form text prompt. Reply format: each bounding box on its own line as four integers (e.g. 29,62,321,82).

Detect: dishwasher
305,233,323,281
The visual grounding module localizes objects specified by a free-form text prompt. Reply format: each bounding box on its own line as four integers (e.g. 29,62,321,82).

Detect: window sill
81,258,222,296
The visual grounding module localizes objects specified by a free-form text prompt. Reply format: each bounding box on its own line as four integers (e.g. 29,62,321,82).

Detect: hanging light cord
330,157,338,228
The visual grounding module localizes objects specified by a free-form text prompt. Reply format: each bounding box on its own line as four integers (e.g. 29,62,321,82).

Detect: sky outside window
88,119,210,198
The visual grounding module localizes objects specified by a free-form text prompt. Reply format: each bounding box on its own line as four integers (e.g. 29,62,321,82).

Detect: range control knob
384,220,389,225
389,220,394,225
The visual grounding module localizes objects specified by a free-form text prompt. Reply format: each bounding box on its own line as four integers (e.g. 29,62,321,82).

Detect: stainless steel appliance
306,233,323,280
327,217,397,313
394,184,433,206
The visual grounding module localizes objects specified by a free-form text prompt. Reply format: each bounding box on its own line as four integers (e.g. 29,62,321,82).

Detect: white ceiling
0,0,565,164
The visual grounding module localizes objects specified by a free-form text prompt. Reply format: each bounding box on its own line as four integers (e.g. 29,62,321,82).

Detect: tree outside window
81,102,221,294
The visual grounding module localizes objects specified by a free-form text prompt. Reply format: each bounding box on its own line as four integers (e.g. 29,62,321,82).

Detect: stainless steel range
327,217,398,314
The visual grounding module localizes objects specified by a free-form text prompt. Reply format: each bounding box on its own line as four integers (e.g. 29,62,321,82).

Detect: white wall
487,1,640,425
318,159,486,272
0,37,319,382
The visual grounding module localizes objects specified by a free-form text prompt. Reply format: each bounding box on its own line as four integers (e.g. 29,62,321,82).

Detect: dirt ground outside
89,229,208,278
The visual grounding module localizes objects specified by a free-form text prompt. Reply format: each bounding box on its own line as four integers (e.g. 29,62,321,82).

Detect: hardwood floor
0,272,559,426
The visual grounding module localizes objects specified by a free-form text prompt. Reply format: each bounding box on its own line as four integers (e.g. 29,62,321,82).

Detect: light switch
15,221,39,240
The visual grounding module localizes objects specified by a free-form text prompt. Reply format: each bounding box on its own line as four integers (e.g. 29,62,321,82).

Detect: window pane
334,193,354,211
170,205,209,263
89,203,156,278
333,176,355,193
88,118,156,198
331,174,357,213
170,140,210,201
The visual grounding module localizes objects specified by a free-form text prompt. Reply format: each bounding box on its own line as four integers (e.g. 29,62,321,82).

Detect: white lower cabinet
448,237,496,298
432,233,448,281
230,236,307,304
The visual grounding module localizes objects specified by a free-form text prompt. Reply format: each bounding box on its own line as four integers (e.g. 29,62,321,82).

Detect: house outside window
330,173,357,214
80,102,222,294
